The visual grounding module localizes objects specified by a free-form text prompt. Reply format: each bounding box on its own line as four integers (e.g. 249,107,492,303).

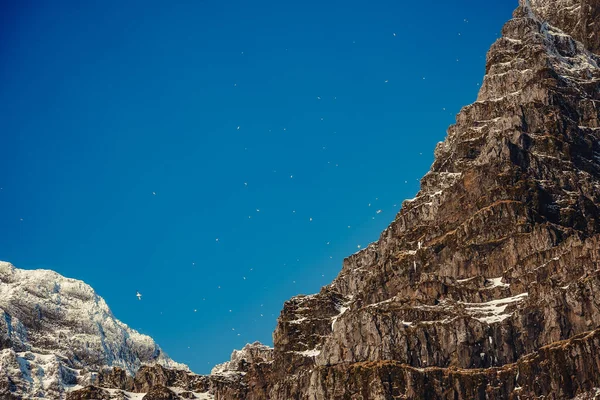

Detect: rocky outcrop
211,342,273,376
208,342,274,400
91,344,274,400
66,386,112,400
132,364,210,393
528,0,600,53
142,385,180,400
96,367,134,393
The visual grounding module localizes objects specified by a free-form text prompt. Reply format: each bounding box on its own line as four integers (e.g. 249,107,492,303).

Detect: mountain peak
0,261,187,399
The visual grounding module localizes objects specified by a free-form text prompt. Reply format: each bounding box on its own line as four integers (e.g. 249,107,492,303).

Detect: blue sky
0,0,516,373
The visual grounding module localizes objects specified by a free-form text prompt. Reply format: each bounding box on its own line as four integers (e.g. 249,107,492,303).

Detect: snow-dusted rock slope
0,261,186,399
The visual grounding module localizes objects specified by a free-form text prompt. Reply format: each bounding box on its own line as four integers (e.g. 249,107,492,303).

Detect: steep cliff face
209,0,600,398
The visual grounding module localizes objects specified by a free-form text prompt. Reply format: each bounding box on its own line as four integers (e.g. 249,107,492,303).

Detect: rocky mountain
3,0,600,398
0,262,187,399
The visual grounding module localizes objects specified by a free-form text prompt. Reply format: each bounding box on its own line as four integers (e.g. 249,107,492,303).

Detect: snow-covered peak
0,261,187,377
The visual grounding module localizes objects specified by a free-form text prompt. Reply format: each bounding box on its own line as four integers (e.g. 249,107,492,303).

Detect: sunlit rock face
528,0,600,53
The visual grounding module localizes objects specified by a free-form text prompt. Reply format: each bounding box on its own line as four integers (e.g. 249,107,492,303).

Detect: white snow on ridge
487,277,510,288
462,293,528,324
330,298,354,331
331,306,348,330
367,296,398,308
289,317,308,324
293,348,321,357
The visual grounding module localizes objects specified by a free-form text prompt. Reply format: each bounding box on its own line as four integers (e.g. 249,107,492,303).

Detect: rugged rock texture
204,0,600,398
95,341,273,399
142,385,180,400
96,367,134,393
88,344,274,400
209,342,274,400
0,262,186,399
66,386,112,400
529,0,600,53
306,327,600,399
131,364,210,393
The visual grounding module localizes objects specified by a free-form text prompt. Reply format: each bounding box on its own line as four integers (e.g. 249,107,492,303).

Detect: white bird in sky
136,291,142,301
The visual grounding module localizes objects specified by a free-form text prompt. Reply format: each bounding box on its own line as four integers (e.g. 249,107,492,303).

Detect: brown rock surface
97,364,210,394
97,367,134,392
142,385,181,400
66,385,112,400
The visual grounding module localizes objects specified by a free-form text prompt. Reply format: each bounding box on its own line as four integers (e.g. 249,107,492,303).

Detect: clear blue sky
0,0,516,373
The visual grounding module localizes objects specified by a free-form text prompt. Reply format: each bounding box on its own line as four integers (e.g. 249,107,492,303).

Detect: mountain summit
3,0,600,398
0,262,186,399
